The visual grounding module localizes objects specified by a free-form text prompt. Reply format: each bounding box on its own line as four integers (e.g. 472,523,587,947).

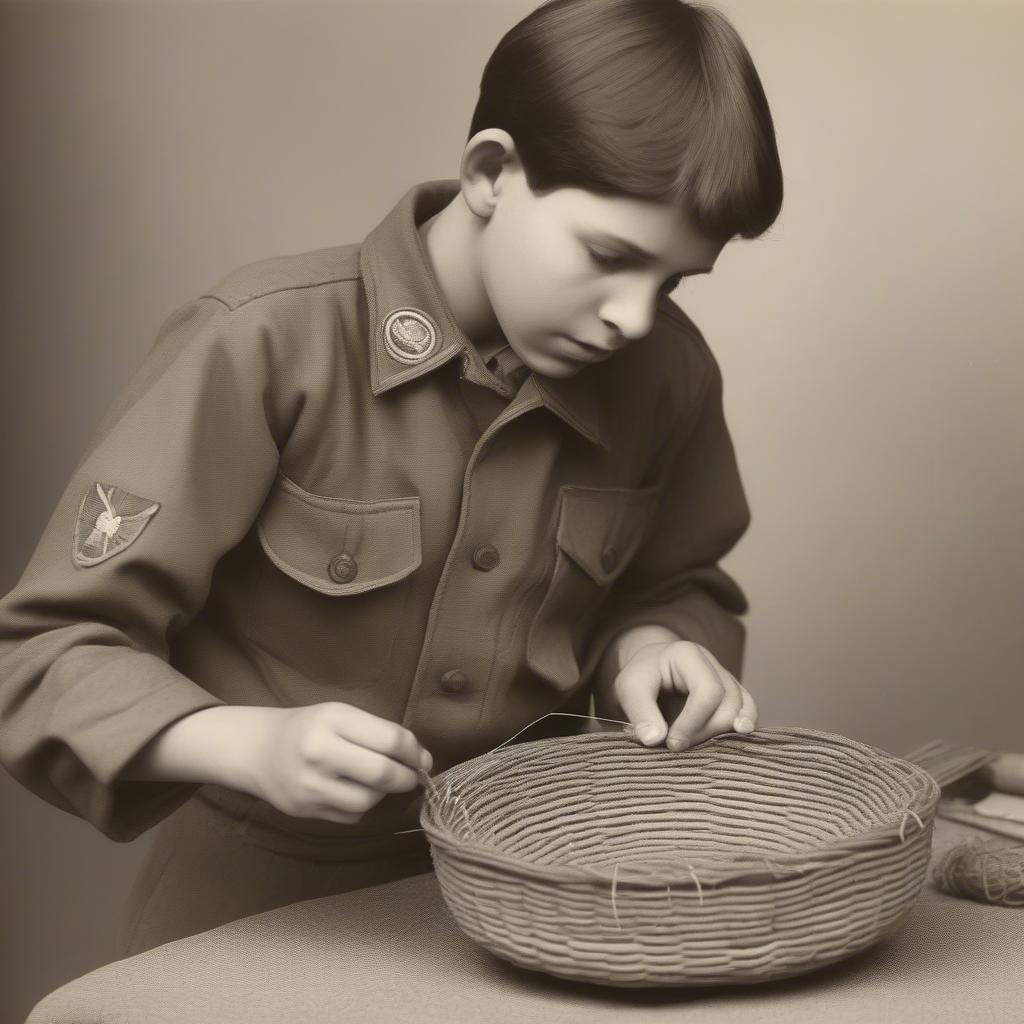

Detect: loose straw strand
611,862,622,931
899,809,924,843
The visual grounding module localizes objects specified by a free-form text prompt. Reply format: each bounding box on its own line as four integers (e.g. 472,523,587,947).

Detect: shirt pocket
526,483,660,692
245,474,421,684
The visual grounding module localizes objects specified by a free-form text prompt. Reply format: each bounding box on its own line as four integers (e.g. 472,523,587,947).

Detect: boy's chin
529,360,584,380
522,349,591,380
549,365,588,379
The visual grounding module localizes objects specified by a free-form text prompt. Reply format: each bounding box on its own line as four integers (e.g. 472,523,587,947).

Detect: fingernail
733,716,755,734
637,723,661,745
420,750,433,772
667,736,689,752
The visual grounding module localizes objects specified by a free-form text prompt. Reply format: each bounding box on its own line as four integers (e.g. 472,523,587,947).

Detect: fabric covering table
27,819,1024,1023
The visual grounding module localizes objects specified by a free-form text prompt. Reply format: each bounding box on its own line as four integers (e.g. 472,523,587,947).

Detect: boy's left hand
605,640,758,751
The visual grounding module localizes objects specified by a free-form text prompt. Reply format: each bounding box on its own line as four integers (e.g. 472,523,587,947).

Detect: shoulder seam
202,271,361,312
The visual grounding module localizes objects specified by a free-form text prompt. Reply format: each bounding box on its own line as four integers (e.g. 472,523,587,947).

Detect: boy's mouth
564,335,612,360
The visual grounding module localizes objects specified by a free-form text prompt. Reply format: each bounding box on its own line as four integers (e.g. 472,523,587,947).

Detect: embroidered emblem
382,308,438,364
73,483,160,567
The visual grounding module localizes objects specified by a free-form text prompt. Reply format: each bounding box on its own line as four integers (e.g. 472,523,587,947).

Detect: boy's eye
586,245,684,294
586,246,626,270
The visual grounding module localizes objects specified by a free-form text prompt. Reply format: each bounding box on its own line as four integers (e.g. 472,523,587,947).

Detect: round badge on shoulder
383,308,439,364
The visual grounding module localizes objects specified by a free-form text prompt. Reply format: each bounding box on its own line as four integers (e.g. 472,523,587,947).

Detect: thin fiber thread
403,716,939,987
394,711,633,835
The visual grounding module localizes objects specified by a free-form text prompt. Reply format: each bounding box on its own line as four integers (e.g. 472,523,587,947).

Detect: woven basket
419,727,940,988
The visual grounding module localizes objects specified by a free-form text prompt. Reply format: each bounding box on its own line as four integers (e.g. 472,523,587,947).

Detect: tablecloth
26,819,1024,1024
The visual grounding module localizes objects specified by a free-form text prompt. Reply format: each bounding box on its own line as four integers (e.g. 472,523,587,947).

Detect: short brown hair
469,0,783,241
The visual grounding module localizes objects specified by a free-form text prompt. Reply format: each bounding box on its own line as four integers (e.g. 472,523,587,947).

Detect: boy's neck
418,196,506,360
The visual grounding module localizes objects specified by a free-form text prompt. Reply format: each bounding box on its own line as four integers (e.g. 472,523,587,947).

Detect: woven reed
419,727,940,988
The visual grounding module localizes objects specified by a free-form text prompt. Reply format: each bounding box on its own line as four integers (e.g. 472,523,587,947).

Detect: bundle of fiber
419,727,940,988
932,837,1024,907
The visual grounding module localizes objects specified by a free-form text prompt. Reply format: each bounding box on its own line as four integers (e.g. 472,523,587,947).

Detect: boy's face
479,164,726,378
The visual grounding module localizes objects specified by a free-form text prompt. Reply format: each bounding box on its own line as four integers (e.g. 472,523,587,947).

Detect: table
26,820,1024,1024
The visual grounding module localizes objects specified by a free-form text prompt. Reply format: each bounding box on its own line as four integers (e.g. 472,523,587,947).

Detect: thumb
613,654,668,747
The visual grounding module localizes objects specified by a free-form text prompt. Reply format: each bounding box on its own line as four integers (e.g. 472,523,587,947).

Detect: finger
613,654,669,746
312,734,422,794
325,703,431,773
664,645,729,750
732,686,759,734
312,808,363,825
678,695,744,748
679,678,757,747
308,773,386,817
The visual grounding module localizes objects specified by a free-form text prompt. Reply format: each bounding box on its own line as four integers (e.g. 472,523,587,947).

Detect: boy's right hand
247,703,433,824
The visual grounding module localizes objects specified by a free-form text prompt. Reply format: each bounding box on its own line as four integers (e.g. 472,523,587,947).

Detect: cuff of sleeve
49,649,227,842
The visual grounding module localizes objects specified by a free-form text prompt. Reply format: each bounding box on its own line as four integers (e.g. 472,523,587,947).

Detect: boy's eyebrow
587,231,714,274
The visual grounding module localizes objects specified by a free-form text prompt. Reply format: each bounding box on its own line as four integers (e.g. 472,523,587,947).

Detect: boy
0,0,782,955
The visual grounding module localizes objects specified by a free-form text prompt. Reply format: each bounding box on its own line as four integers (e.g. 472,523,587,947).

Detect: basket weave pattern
420,727,940,987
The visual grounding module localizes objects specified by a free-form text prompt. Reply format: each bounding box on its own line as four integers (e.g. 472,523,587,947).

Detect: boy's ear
460,129,520,218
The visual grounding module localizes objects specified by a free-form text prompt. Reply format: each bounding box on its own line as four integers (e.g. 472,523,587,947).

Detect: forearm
593,624,681,715
119,704,276,795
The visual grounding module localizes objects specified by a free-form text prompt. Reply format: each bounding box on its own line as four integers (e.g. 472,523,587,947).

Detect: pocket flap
256,475,421,596
556,484,660,586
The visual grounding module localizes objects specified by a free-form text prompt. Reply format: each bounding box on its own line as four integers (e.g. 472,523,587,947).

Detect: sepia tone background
1,1,1021,1020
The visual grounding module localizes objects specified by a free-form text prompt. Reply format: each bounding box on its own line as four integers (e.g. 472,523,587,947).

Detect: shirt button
600,545,619,574
440,670,468,694
328,553,358,584
471,544,500,571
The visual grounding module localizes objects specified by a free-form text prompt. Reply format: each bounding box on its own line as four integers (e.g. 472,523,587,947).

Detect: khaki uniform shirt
0,180,750,843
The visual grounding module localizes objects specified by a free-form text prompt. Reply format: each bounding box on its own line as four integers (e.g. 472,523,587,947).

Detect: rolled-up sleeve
580,341,751,685
0,295,285,841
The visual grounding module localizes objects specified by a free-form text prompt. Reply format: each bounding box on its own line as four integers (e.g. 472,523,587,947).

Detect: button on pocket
328,553,358,584
527,483,660,692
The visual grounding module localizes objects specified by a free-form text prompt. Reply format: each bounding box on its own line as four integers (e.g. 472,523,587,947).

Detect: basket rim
419,726,941,889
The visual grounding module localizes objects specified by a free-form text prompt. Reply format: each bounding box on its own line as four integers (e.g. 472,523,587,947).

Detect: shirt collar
358,180,606,450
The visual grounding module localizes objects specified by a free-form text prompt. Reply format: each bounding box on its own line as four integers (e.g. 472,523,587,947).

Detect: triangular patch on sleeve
73,482,160,567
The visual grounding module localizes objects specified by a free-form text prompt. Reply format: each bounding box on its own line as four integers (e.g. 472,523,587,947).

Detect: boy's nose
598,293,658,342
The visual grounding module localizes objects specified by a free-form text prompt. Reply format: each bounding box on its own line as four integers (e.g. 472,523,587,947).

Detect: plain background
1,0,1021,1020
